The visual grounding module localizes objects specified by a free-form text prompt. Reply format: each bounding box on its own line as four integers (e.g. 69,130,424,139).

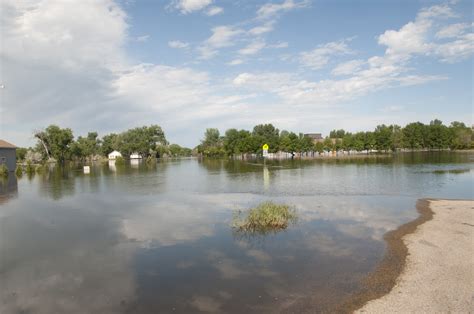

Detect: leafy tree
449,122,472,149
16,147,28,161
252,124,280,153
34,125,74,162
101,133,119,156
374,124,393,152
403,122,425,149
329,129,346,138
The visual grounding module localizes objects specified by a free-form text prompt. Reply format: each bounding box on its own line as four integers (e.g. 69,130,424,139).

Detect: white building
108,150,122,160
130,152,142,159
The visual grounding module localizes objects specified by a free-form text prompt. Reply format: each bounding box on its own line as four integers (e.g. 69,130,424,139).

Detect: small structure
0,139,17,171
304,133,323,143
108,150,122,160
130,152,142,159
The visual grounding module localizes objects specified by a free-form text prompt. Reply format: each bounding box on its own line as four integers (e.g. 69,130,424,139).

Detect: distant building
130,153,142,159
304,133,324,143
108,150,122,160
0,139,17,171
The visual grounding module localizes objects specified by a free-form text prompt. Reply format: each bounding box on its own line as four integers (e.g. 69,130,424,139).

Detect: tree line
197,120,472,157
17,124,192,163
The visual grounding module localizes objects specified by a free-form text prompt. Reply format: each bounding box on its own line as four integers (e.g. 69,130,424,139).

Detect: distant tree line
197,120,472,157
17,124,192,163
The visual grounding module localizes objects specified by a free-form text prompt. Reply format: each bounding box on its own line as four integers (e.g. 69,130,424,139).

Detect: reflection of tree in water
39,164,75,200
0,175,18,205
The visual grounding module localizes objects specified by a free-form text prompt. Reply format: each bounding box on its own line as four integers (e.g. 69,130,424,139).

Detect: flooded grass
232,201,297,234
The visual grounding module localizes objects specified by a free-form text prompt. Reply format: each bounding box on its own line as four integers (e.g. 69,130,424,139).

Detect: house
108,150,122,160
130,152,142,159
304,133,324,143
0,139,17,171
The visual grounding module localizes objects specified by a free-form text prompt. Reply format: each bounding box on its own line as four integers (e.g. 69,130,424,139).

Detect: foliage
114,156,125,166
34,125,74,162
25,161,35,174
16,147,28,161
198,119,472,157
15,166,23,177
0,165,8,177
232,202,297,234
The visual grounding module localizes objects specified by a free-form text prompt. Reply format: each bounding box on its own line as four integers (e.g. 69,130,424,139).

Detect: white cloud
248,22,275,35
168,40,189,48
257,0,310,20
238,40,266,55
300,40,352,70
435,33,474,62
206,6,223,16
171,0,213,14
198,25,243,59
377,2,470,62
136,35,150,42
227,59,244,65
331,59,365,76
436,22,470,38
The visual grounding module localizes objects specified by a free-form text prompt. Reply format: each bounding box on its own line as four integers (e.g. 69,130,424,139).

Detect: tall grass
233,202,297,234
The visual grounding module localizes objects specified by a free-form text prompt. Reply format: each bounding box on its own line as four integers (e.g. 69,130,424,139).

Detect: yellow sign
262,144,269,150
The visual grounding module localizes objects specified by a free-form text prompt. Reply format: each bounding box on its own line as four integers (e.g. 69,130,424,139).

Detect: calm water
0,152,473,313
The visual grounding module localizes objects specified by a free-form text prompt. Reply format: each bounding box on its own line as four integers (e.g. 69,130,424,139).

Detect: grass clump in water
233,202,297,234
115,156,125,166
0,165,8,177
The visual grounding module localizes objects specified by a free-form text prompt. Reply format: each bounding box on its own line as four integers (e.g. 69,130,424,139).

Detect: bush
26,161,35,175
232,202,297,234
15,165,23,177
115,156,125,166
0,165,8,177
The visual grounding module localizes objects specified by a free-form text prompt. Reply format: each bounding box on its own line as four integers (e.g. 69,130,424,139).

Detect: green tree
34,125,74,162
16,147,28,161
426,119,449,150
374,124,393,152
252,124,280,153
403,122,425,149
448,121,472,149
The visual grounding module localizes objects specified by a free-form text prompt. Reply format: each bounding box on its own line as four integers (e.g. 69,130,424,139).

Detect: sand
356,199,474,313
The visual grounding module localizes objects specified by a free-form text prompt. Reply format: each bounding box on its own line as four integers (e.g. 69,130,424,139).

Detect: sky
0,0,472,148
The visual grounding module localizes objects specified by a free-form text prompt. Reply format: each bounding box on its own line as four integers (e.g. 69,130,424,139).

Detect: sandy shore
355,199,474,313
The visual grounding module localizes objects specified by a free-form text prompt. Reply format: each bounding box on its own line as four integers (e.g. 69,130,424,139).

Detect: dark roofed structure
304,133,323,140
0,139,17,172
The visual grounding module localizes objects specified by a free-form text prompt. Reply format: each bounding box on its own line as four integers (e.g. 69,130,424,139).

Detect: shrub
15,165,23,177
26,161,35,174
115,156,125,166
232,202,297,234
0,165,8,177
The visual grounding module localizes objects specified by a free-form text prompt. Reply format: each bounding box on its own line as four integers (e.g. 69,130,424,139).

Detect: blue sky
0,0,472,147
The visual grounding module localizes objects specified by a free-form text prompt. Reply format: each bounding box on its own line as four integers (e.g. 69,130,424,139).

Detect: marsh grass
232,202,297,234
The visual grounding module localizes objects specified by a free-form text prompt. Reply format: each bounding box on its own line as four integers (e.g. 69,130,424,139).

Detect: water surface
0,152,472,313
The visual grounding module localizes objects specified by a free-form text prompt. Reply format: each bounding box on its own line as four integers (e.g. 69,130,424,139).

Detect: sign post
262,143,269,158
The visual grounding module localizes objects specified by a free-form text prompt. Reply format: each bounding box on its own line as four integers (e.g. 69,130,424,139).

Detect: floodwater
0,152,472,313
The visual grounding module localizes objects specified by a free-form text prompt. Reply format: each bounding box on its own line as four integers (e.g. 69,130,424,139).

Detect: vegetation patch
115,156,125,166
232,202,297,234
15,166,23,177
0,165,9,177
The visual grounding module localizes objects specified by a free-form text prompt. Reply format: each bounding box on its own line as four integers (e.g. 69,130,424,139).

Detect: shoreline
339,199,473,313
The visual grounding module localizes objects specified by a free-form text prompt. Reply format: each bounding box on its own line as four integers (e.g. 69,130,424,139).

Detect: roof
0,139,17,149
304,133,323,140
